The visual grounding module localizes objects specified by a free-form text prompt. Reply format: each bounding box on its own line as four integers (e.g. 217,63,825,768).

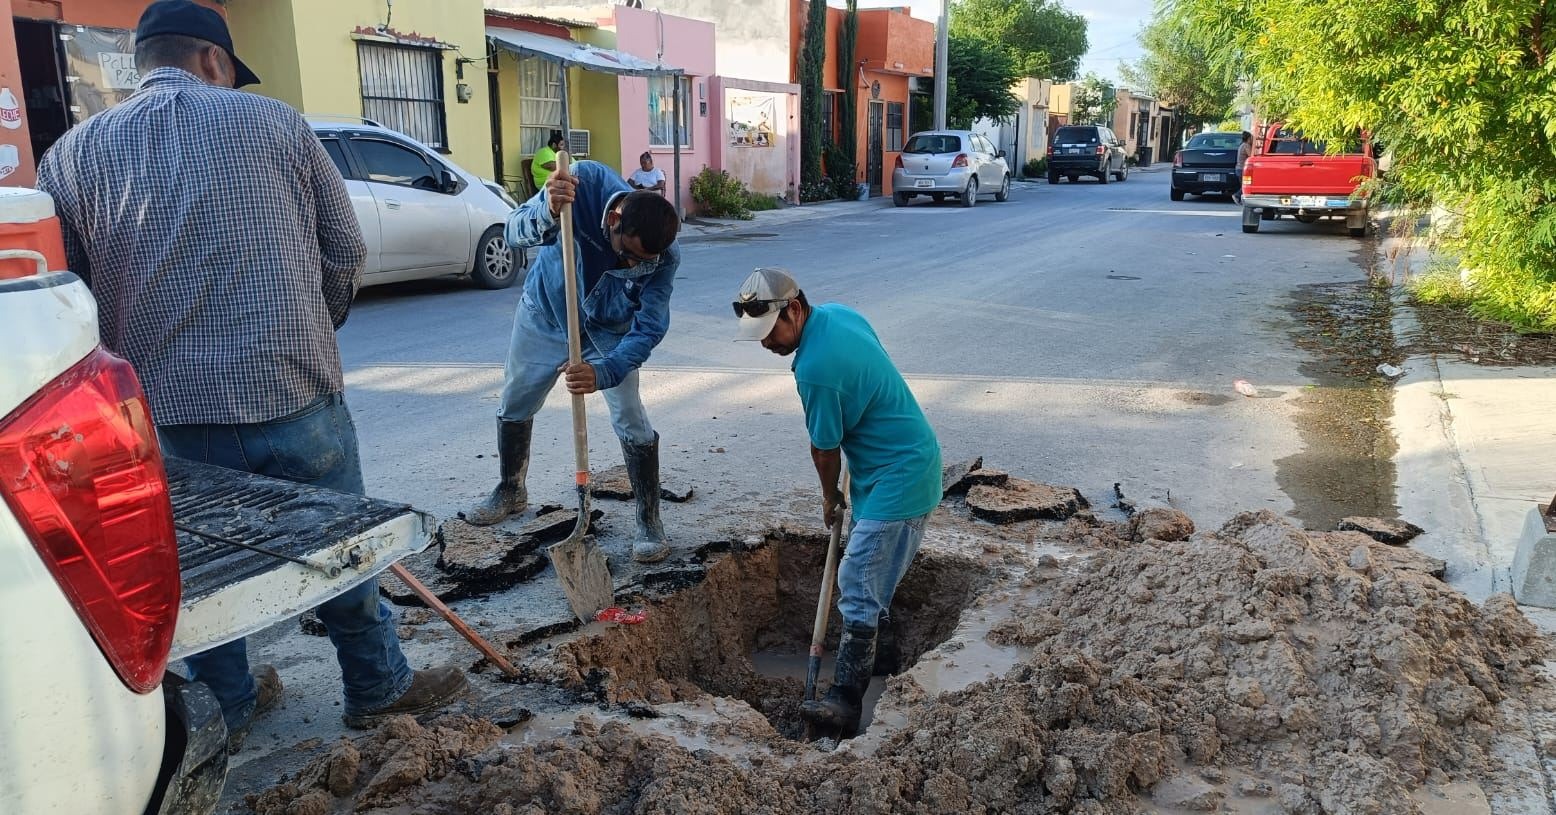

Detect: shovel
803,466,849,741
546,151,615,624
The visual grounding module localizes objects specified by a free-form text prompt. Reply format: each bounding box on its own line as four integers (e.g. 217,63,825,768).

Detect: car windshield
1055,127,1100,145
904,134,962,154
1187,133,1241,150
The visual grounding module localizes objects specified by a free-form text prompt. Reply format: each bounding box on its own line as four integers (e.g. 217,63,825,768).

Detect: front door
347,135,470,276
867,101,884,195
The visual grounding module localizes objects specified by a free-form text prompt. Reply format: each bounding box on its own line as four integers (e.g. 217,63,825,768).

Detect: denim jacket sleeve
506,188,559,248
594,245,677,390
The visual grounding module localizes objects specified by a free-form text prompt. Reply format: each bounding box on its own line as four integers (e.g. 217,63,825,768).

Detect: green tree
950,0,1089,81
1168,0,1556,330
1069,73,1117,126
798,0,827,190
835,0,859,183
945,34,1022,129
1119,14,1235,131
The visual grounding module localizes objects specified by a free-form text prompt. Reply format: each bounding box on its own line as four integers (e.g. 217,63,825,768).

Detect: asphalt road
339,166,1376,534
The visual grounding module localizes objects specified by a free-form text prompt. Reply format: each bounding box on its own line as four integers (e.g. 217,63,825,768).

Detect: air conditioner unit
907,76,928,93
568,129,591,157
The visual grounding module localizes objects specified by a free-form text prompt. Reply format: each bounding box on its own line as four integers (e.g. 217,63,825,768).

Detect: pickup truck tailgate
1244,155,1372,195
167,457,434,660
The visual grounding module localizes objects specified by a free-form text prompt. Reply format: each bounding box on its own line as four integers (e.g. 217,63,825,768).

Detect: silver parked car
891,130,1012,208
309,119,522,289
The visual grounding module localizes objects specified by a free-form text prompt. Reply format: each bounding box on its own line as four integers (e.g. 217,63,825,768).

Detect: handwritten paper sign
99,52,139,90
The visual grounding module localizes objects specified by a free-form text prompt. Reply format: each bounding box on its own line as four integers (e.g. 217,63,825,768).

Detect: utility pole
932,0,948,129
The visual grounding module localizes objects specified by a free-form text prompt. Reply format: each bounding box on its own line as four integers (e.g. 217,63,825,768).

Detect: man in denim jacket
465,160,680,564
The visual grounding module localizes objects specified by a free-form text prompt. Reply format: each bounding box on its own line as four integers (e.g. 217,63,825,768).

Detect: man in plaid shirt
36,0,467,749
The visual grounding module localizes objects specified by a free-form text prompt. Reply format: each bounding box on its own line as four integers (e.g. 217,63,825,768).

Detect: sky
857,0,1152,84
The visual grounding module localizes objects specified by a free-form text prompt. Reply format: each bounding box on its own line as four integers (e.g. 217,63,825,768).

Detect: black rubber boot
462,419,531,526
800,621,877,737
621,433,670,563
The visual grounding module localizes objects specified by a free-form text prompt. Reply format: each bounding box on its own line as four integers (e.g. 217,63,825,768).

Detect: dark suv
1047,125,1129,184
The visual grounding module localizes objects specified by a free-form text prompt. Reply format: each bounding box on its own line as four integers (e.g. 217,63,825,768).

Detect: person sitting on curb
732,267,942,736
464,159,681,565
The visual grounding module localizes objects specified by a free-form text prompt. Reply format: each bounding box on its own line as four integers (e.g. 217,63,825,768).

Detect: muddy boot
800,622,877,738
226,664,282,754
462,419,531,526
621,433,670,563
341,666,470,729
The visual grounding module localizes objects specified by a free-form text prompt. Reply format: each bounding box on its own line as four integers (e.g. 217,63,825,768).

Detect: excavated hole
551,534,991,740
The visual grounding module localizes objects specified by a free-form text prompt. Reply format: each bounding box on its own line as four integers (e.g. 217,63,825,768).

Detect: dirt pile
250,511,1546,815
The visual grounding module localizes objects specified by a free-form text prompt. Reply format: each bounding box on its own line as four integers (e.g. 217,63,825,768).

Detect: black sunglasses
732,298,790,319
611,223,659,266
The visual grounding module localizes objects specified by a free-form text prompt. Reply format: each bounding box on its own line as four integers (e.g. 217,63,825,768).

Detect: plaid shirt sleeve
35,148,91,284
296,116,365,328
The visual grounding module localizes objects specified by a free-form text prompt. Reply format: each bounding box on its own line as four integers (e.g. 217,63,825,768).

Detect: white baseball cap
732,267,800,341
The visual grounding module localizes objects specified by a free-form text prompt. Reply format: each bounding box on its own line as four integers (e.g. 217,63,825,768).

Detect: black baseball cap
136,0,260,87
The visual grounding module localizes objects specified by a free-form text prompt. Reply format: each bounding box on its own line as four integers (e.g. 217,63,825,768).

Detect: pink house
611,6,715,211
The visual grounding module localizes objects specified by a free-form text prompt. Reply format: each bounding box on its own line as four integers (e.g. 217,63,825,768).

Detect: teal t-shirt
793,303,942,521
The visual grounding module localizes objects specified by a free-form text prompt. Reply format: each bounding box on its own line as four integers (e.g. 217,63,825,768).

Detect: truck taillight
952,154,969,168
893,155,903,170
1096,145,1105,155
0,347,179,694
1045,144,1053,157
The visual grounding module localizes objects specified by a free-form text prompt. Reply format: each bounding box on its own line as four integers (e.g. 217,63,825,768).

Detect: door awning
486,27,682,76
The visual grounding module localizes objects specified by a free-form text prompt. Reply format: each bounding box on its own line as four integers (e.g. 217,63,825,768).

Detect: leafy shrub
1023,157,1047,178
690,167,757,220
747,194,782,212
800,177,836,203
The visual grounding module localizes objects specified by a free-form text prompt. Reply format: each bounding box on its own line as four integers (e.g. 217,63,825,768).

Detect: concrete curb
680,198,890,243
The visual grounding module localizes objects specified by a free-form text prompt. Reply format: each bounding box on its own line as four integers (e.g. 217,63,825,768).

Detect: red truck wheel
1241,206,1260,233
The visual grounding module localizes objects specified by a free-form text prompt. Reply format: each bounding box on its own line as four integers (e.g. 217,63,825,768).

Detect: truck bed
168,458,434,660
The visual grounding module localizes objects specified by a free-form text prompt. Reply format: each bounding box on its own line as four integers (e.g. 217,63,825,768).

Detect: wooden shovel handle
389,563,518,678
555,152,589,485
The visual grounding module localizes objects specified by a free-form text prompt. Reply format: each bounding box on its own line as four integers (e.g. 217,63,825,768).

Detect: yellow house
485,11,624,198
226,0,495,177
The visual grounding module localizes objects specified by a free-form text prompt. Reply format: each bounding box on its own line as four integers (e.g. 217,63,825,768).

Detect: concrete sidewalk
1392,302,1556,605
680,197,890,241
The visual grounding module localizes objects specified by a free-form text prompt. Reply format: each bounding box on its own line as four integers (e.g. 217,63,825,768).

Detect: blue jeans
498,293,655,445
835,513,930,629
157,392,413,732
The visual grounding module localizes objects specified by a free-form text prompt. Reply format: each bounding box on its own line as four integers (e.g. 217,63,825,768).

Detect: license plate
1066,148,1081,154
1202,173,1223,182
1296,195,1325,207
915,179,934,188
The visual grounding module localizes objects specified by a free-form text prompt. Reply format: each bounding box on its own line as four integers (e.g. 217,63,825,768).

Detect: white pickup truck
0,252,434,814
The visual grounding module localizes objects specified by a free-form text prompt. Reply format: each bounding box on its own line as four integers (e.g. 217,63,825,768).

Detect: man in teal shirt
733,268,941,736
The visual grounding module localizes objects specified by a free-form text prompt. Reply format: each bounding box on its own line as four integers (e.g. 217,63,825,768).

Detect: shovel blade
549,534,614,624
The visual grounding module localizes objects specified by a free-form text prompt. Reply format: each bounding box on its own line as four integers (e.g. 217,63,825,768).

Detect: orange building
0,0,226,186
790,2,933,197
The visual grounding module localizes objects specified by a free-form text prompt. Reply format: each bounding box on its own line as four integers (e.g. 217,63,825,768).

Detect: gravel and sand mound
248,506,1546,815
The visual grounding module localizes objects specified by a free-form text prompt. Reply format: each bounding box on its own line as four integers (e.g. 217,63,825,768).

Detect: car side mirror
996,149,1006,159
439,169,459,194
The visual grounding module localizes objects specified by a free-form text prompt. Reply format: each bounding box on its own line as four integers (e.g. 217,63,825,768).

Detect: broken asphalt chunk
941,456,983,496
966,478,1088,524
589,465,695,503
1337,516,1424,546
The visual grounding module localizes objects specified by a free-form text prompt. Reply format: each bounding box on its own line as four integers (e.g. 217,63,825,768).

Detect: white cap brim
734,311,780,342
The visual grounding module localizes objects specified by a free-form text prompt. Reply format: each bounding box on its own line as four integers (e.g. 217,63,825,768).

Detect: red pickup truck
1240,123,1376,237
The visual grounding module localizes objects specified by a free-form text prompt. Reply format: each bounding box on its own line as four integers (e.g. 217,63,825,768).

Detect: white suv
309,119,522,290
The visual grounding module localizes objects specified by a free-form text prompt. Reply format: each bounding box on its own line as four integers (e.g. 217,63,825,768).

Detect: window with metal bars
886,102,905,152
648,75,692,148
357,42,448,150
518,56,562,155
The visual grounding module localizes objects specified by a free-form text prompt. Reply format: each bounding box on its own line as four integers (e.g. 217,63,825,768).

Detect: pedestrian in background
35,0,467,749
627,151,667,195
532,130,565,193
1234,130,1253,203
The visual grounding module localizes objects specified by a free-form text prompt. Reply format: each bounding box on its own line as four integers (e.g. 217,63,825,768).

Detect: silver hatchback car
891,130,1012,207
310,119,522,289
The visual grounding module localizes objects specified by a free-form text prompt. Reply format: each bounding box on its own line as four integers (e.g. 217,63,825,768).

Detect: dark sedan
1171,132,1243,200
